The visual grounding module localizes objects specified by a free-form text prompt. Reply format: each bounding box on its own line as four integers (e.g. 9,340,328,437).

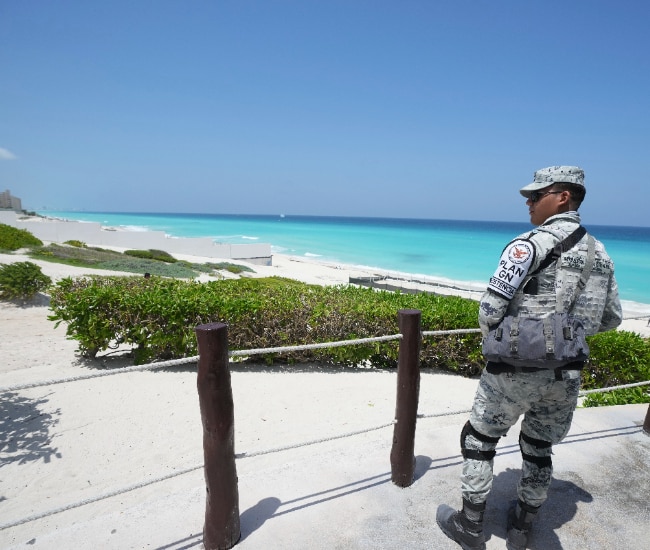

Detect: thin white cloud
0,147,17,160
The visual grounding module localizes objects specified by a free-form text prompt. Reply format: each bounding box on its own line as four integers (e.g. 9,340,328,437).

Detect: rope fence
0,335,402,393
228,333,402,357
3,381,647,534
0,355,199,393
0,404,480,532
2,326,646,395
2,315,649,544
579,380,650,395
0,464,205,531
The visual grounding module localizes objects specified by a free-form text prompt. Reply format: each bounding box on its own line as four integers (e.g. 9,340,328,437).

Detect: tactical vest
506,221,616,335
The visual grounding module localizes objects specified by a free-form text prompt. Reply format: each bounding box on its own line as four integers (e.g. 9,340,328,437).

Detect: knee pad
461,421,500,461
519,431,553,468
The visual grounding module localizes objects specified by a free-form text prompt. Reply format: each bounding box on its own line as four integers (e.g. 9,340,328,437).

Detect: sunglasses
529,190,563,203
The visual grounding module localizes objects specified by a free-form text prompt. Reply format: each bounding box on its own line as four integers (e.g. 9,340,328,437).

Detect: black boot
436,498,486,550
506,499,539,550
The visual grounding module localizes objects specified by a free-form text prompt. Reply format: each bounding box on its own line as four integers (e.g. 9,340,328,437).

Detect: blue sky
1,1,648,226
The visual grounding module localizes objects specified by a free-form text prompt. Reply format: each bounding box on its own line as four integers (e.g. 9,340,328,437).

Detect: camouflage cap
519,165,585,197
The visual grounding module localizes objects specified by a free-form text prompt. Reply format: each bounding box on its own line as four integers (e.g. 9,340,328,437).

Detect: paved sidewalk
2,402,648,550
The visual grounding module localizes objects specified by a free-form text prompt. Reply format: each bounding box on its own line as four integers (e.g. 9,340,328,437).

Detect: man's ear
559,190,572,207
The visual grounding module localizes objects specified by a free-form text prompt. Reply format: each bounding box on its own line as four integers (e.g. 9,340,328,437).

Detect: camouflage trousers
461,367,581,508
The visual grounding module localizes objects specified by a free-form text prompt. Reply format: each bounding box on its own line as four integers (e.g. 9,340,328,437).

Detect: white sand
0,252,479,547
1,239,649,548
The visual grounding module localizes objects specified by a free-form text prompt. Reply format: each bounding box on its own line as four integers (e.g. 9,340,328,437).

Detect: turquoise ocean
40,211,650,307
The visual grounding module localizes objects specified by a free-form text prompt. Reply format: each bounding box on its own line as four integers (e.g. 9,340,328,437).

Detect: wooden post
390,309,422,487
195,322,241,550
643,402,650,435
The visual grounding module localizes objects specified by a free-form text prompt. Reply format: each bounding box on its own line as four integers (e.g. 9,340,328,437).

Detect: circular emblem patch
507,241,532,264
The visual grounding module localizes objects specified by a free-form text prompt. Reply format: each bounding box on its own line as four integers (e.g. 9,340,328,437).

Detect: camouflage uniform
463,211,622,508
436,166,622,550
479,211,622,337
462,368,581,507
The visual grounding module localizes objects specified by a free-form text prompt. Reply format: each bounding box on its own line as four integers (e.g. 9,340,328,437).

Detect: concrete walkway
2,399,648,550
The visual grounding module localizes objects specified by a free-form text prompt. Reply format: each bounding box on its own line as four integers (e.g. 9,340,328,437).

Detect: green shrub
30,243,115,265
29,242,253,279
581,330,650,407
95,259,195,278
0,261,52,300
47,274,650,408
124,249,178,263
123,249,153,260
30,243,197,277
584,330,650,387
207,262,254,274
48,275,482,369
582,386,650,407
0,223,43,251
64,240,87,248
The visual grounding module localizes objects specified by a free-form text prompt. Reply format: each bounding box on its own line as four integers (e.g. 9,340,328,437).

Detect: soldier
436,166,622,550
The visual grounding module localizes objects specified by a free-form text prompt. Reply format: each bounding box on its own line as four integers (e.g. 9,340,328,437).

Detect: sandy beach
1,237,649,549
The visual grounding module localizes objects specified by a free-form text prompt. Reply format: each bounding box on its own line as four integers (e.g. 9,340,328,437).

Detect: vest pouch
482,312,589,369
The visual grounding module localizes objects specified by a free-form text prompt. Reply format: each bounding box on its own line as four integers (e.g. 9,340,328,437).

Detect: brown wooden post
195,322,241,550
643,402,650,435
390,309,422,487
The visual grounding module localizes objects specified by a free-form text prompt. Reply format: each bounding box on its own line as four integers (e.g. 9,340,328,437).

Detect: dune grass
27,243,253,278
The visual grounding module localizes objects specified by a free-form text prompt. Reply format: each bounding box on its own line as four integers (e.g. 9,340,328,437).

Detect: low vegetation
47,274,650,408
49,275,484,370
206,262,253,274
0,261,52,300
2,223,647,406
63,239,87,248
582,330,650,406
124,248,178,263
27,243,252,278
0,223,44,251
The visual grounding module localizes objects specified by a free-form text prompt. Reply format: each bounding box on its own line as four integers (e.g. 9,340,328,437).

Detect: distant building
0,189,22,211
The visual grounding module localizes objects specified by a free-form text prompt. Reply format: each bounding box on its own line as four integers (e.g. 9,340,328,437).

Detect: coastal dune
0,210,273,265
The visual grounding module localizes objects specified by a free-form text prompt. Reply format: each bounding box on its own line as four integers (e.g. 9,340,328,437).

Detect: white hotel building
0,189,22,211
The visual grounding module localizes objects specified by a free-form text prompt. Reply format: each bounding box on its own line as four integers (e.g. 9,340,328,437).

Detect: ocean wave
119,225,151,232
212,234,259,241
41,211,650,304
620,299,650,316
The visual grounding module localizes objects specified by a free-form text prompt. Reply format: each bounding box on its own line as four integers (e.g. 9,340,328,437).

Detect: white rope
3,372,648,530
228,334,402,357
2,315,645,533
417,408,472,419
416,382,650,419
0,356,199,393
0,419,398,531
579,380,650,396
422,328,482,337
0,464,203,531
1,335,402,393
235,420,397,459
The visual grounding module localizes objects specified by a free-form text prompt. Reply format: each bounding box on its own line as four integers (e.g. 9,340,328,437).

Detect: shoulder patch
487,239,535,299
